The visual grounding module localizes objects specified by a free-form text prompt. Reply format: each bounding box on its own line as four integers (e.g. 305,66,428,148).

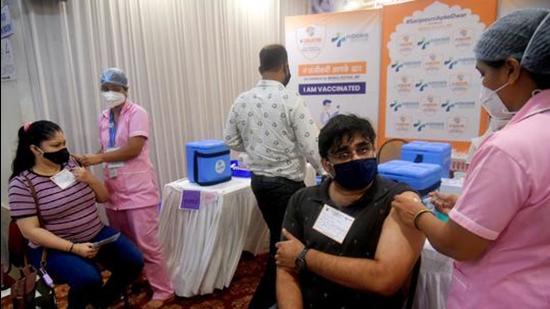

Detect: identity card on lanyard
313,204,355,244
107,110,124,175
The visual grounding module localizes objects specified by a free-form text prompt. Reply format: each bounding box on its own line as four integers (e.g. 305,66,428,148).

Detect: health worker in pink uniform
78,68,174,309
391,9,550,309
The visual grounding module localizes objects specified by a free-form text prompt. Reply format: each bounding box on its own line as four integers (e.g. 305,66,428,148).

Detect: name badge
50,169,76,190
106,147,124,169
312,204,355,244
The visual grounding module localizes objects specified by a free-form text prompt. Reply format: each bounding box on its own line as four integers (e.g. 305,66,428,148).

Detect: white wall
498,0,550,16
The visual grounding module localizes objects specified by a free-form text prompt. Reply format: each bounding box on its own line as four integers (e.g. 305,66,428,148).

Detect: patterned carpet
2,252,267,309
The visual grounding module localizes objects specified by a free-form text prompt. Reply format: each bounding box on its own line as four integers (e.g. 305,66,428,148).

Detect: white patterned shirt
224,79,323,181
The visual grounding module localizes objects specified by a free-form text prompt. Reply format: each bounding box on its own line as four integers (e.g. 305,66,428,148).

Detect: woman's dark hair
10,120,62,180
319,114,376,159
529,71,550,90
481,59,550,89
483,59,507,68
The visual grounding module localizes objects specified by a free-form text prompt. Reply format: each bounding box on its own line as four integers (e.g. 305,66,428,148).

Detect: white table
414,241,453,309
158,177,269,297
158,164,317,297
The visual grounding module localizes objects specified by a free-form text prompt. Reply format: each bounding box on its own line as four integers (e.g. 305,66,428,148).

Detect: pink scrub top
98,100,160,210
448,90,550,309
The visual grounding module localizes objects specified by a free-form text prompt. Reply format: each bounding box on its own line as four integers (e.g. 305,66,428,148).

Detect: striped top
8,159,104,243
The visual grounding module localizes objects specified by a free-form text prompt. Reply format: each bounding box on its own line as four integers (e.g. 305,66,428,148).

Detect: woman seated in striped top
8,120,144,309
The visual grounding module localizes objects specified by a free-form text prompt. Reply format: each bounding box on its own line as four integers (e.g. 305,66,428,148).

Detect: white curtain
16,0,308,188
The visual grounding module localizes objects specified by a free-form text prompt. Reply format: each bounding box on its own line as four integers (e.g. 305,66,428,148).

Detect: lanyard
109,110,117,148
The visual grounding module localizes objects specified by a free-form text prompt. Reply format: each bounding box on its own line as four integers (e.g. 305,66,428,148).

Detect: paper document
92,232,120,248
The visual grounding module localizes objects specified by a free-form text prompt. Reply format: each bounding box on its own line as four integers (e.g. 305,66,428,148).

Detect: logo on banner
420,95,439,116
398,34,415,55
441,100,476,112
422,53,443,71
444,57,476,69
389,99,420,112
296,25,326,59
395,75,414,94
447,116,468,136
449,72,471,93
416,36,450,50
391,60,421,72
453,28,475,49
413,120,445,132
415,79,447,92
331,32,369,47
331,32,346,47
395,115,413,132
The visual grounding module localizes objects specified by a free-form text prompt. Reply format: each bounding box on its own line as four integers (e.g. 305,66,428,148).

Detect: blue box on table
230,160,252,178
186,140,232,186
378,160,442,196
401,141,451,178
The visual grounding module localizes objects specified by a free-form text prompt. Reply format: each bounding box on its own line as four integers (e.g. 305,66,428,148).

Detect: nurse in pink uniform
78,68,174,308
391,9,550,309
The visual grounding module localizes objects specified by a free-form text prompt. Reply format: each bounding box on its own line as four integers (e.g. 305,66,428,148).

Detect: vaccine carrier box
401,141,451,178
378,160,442,196
186,140,231,186
230,160,252,178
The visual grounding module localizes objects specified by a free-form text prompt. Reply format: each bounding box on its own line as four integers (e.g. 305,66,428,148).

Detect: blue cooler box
186,140,232,186
230,160,252,178
378,160,442,196
401,141,451,178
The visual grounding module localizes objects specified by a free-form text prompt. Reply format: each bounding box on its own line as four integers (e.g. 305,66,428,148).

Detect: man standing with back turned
224,44,323,309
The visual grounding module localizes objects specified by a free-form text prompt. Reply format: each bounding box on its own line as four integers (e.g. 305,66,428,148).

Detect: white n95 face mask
479,82,515,120
102,91,126,108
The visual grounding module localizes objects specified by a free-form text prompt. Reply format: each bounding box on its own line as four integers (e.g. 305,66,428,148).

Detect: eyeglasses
330,144,374,162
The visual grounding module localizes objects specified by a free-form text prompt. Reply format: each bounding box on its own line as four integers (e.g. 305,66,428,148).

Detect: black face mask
332,158,378,191
282,65,291,87
42,148,70,165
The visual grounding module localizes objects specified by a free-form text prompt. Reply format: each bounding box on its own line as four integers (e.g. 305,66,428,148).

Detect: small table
158,177,269,297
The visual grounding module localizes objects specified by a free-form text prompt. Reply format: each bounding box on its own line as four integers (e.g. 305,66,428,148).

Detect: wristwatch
295,248,309,273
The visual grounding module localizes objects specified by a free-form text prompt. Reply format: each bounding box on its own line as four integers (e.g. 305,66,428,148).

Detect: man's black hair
319,114,376,159
259,44,288,73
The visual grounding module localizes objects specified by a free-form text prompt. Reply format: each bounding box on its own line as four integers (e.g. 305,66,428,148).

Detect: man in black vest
275,114,425,308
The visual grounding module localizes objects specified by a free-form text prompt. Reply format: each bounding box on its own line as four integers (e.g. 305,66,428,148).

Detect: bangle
413,209,433,231
68,243,75,253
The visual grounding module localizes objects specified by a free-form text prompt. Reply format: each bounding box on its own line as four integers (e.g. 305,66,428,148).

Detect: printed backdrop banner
380,0,497,151
285,10,382,129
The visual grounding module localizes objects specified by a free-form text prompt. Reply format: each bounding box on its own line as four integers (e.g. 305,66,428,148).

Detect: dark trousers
28,226,144,309
249,174,305,309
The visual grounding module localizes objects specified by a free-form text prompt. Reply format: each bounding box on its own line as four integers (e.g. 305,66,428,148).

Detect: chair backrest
377,138,408,164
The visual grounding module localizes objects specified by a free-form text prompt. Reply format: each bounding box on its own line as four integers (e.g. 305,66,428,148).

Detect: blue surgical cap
474,8,550,74
100,68,128,87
